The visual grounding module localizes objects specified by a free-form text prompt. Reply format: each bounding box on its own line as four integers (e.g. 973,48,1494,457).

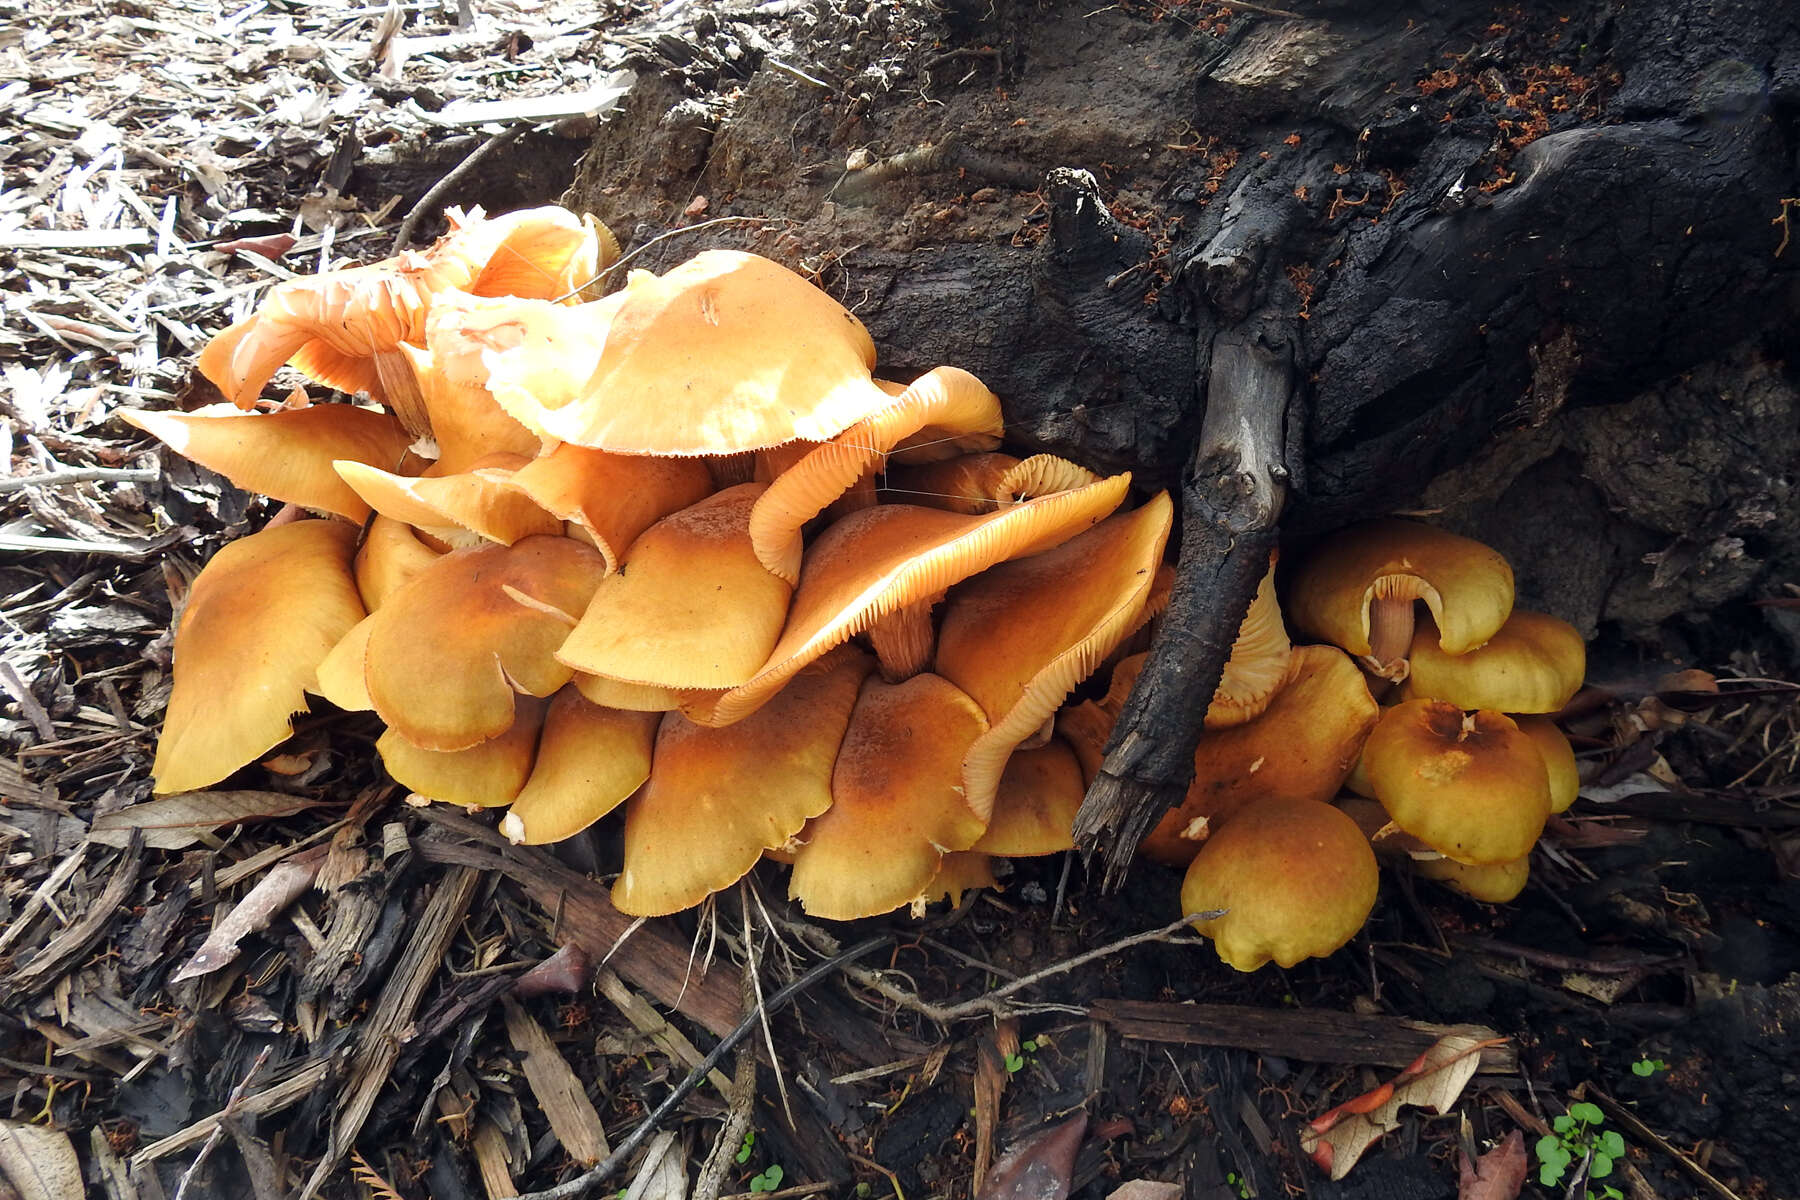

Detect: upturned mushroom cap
152,520,365,793
499,688,660,844
363,535,606,750
935,491,1174,821
488,443,714,574
971,738,1086,856
1180,797,1379,972
1287,519,1515,673
122,403,415,521
612,647,873,916
1403,610,1586,714
1415,854,1531,903
789,672,990,920
488,250,891,456
1516,715,1579,814
335,454,562,546
883,453,1022,514
748,366,1004,582
1204,554,1292,729
557,484,793,690
377,696,546,808
395,338,540,474
710,470,1132,726
1361,699,1551,865
1140,644,1380,867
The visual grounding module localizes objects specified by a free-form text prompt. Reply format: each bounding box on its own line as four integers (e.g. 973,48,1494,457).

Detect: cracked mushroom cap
557,484,793,690
1204,553,1292,729
198,206,607,424
971,738,1087,857
748,366,1004,582
499,688,660,844
1139,644,1381,867
1402,609,1586,714
1287,519,1514,676
612,647,873,917
790,672,990,920
1360,699,1551,865
335,454,562,547
488,250,894,456
709,469,1132,726
121,402,415,522
1180,797,1379,972
488,442,714,575
363,535,606,751
934,491,1174,822
152,520,366,793
378,696,546,808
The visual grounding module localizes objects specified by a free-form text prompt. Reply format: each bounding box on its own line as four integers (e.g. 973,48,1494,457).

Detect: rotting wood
594,967,734,1100
503,997,611,1167
132,1060,334,1165
1090,999,1516,1074
3,830,144,1003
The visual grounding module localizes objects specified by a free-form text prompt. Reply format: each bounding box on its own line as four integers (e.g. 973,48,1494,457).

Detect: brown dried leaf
1301,1033,1507,1180
1105,1183,1184,1200
91,790,325,850
1458,1130,1528,1200
976,1114,1087,1200
0,1121,84,1200
171,846,327,982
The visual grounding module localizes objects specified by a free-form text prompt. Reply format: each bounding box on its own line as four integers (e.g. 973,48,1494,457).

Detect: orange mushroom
499,689,660,844
971,738,1087,857
485,443,713,573
334,453,562,547
1403,609,1586,714
378,696,546,808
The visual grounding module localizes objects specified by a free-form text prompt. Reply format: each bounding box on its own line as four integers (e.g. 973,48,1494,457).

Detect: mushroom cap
1403,609,1586,714
612,647,873,916
353,516,443,611
377,696,546,807
748,366,1004,582
500,688,660,844
883,453,1022,514
488,250,889,456
1415,854,1531,903
396,338,540,474
1180,797,1379,972
121,402,415,522
935,491,1174,821
1287,519,1515,658
1516,715,1579,814
1361,700,1551,865
971,738,1086,856
917,853,999,907
363,535,606,750
313,616,377,712
557,483,793,690
152,520,365,793
790,672,990,920
335,454,562,546
486,443,714,574
1140,644,1380,867
710,470,1132,727
1204,553,1292,729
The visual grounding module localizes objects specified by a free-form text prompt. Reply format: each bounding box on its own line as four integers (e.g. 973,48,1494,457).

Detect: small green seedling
735,1130,756,1164
1630,1057,1669,1078
1004,1038,1040,1074
1225,1169,1251,1198
749,1164,785,1193
1535,1101,1626,1197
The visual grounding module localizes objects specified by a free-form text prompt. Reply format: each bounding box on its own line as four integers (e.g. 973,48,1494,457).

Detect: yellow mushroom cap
971,738,1086,857
1287,518,1515,663
122,403,414,522
353,516,443,611
557,484,793,690
1204,553,1292,729
500,688,660,844
612,647,873,917
152,520,365,793
378,696,546,808
335,454,562,547
790,672,990,920
1361,699,1551,865
313,616,377,712
1403,609,1586,714
1140,644,1380,867
1516,715,1579,814
488,250,890,456
1180,797,1379,972
917,852,999,908
487,443,714,574
710,470,1132,727
395,338,540,474
935,491,1174,822
363,535,606,751
1415,854,1531,903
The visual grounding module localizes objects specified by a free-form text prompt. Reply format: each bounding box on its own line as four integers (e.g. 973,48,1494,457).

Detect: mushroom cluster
131,204,1175,922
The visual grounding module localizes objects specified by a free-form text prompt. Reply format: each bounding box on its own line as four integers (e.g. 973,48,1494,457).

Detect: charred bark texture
562,0,1800,876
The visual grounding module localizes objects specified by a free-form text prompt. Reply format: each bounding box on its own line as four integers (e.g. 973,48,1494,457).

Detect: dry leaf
976,1114,1087,1200
91,790,325,850
171,846,327,982
1301,1033,1507,1179
1106,1182,1184,1200
0,1122,84,1200
1459,1130,1528,1200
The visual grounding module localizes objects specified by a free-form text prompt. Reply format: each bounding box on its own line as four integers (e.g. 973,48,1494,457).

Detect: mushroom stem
868,595,941,682
1364,579,1417,679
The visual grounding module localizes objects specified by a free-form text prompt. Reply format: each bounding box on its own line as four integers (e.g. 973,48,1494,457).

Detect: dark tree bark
557,0,1800,880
